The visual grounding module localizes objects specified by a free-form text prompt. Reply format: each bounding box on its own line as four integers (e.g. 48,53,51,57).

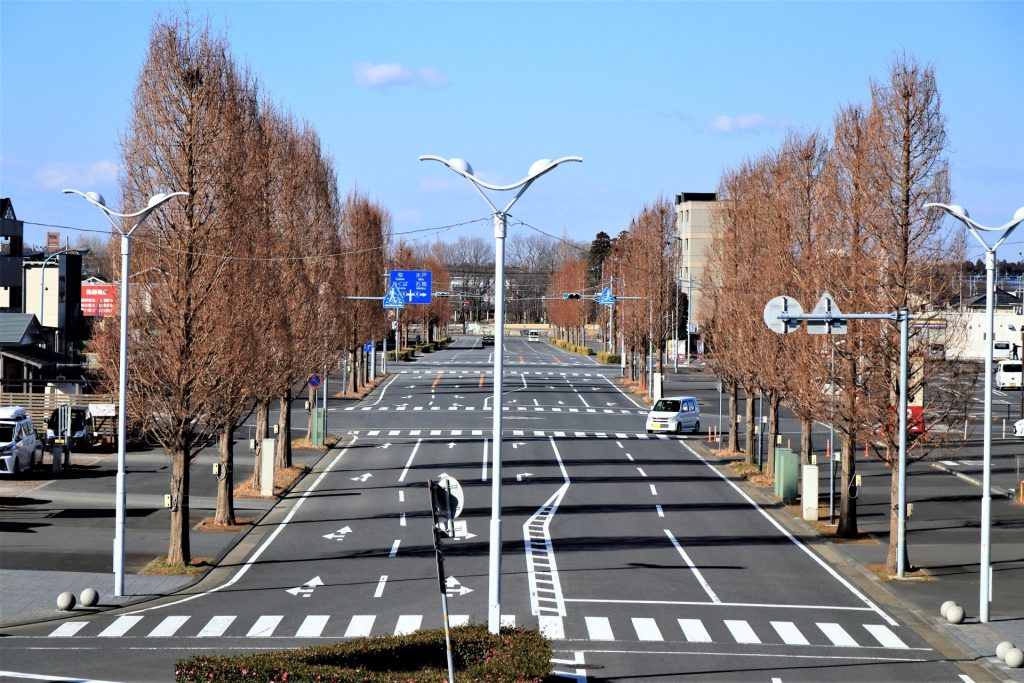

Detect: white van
996,359,1023,390
0,406,42,476
646,396,701,434
528,330,541,343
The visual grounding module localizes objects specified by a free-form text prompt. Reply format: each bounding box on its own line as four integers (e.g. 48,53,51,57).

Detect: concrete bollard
57,591,76,611
997,641,1016,660
1006,648,1024,669
80,588,99,607
945,604,965,624
940,600,957,618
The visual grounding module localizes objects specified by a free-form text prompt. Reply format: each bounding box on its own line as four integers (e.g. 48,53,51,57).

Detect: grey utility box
774,447,798,504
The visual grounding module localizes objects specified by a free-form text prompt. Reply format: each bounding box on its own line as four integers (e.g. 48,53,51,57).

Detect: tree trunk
767,393,780,479
252,400,269,487
167,448,191,566
837,425,859,538
743,387,755,465
306,384,315,438
800,416,813,465
728,381,739,453
885,459,909,573
276,392,292,469
349,347,358,394
214,425,235,526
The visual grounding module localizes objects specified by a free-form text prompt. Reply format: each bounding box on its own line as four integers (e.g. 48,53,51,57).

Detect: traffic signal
563,293,581,300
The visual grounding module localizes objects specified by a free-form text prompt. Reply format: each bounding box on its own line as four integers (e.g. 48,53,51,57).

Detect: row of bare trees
703,54,972,573
88,16,392,566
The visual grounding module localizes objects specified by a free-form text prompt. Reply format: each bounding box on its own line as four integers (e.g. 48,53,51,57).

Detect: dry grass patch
866,562,933,581
234,465,309,500
142,556,214,576
195,516,255,532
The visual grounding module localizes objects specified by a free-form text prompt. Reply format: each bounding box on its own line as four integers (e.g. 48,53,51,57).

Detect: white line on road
585,616,615,640
48,623,87,637
678,618,712,643
246,616,282,637
819,622,859,647
197,616,235,637
98,616,143,637
482,438,489,481
389,539,401,557
678,440,898,626
374,575,388,598
398,438,423,482
665,529,721,603
771,621,809,646
632,617,664,641
636,467,647,477
400,512,406,526
649,484,658,496
864,624,909,649
656,504,664,517
147,615,189,637
724,619,760,644
344,615,375,637
371,373,401,405
625,453,634,462
295,615,330,638
399,490,404,502
395,614,422,635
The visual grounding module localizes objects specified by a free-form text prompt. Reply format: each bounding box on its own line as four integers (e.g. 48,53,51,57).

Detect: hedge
596,351,621,364
386,349,414,361
551,339,594,356
175,624,551,682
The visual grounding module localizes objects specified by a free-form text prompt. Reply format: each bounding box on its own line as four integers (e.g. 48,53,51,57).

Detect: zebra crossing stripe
501,614,516,628
296,615,330,638
864,624,909,649
449,615,470,627
819,622,859,647
585,616,615,641
724,620,760,644
395,615,422,635
632,617,663,641
197,615,235,637
49,622,87,637
148,615,190,637
98,615,143,637
246,616,282,638
678,618,712,643
771,621,809,646
344,615,375,637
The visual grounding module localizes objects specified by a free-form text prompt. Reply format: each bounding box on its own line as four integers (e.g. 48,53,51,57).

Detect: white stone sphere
940,600,957,618
1005,648,1024,668
57,592,76,611
945,605,965,624
80,588,99,607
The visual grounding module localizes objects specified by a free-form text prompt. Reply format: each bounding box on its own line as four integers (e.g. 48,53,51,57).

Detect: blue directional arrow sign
382,284,405,309
598,287,615,306
389,270,432,304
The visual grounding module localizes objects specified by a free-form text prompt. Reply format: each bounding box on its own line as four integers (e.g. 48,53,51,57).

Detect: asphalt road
0,336,1005,681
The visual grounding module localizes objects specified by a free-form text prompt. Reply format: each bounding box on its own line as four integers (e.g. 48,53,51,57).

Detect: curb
929,461,1016,499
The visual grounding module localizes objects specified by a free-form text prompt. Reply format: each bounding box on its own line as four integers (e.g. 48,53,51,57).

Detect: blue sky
2,1,1022,259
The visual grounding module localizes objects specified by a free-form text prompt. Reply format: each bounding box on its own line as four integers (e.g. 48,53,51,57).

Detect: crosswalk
343,405,647,414
42,612,914,649
347,428,688,440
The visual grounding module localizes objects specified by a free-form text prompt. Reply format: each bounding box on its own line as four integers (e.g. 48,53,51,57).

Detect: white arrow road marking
322,525,352,541
351,473,373,482
379,442,392,449
445,576,474,597
447,442,456,448
286,576,323,598
516,472,533,482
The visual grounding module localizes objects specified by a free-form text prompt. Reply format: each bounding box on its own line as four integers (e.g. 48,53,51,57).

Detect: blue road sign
389,270,432,304
598,287,615,306
363,341,374,353
308,374,322,388
383,284,405,309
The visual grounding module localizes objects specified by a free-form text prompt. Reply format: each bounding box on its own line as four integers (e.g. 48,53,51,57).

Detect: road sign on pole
383,284,405,309
308,374,322,388
389,270,433,304
763,295,803,334
598,287,615,306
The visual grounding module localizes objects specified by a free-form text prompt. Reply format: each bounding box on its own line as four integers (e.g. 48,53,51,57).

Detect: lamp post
925,203,1024,623
63,188,188,597
419,155,581,633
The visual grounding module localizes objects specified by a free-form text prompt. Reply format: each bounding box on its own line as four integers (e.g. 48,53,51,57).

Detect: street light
925,203,1024,623
419,155,581,633
63,188,188,597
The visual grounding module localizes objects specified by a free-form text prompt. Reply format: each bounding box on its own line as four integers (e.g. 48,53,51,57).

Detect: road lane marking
374,575,388,598
399,490,404,502
246,616,282,637
432,372,443,388
524,437,570,624
395,615,422,635
819,622,859,647
296,615,330,638
636,467,647,477
664,529,721,603
677,618,712,643
49,622,87,637
585,616,615,640
400,512,406,526
398,438,423,482
450,615,470,626
632,617,663,641
678,440,898,626
344,615,375,637
389,539,401,557
147,616,189,637
196,616,235,637
864,624,909,649
625,453,634,461
650,484,658,496
771,621,809,645
98,616,143,637
725,619,760,644
656,504,664,517
370,373,401,405
482,438,489,481
501,614,516,627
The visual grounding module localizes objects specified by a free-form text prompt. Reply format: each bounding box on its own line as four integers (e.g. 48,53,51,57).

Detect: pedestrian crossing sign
383,285,405,309
598,287,615,306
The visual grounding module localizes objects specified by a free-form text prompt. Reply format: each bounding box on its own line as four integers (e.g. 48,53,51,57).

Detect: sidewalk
655,364,1024,680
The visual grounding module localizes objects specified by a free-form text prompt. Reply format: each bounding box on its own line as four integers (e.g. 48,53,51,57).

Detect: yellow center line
519,355,525,363
479,373,485,387
554,355,562,364
432,372,443,389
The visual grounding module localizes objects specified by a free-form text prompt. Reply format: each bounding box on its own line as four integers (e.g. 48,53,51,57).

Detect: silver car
646,396,701,434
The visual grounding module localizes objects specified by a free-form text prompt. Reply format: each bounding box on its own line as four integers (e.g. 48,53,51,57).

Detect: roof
0,313,42,345
0,344,63,368
967,288,1021,309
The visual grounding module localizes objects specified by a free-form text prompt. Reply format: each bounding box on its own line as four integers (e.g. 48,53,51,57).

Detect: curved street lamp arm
63,189,190,234
926,202,1024,253
419,155,582,192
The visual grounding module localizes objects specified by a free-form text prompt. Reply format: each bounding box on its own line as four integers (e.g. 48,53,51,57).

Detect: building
1,198,25,313
674,192,719,356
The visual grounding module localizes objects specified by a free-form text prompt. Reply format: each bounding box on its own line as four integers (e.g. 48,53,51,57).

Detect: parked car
45,405,116,451
996,359,1023,390
482,334,495,346
646,396,701,434
528,330,541,343
0,406,42,476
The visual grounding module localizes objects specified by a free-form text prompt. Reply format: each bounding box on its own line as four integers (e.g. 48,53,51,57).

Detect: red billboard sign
81,284,117,317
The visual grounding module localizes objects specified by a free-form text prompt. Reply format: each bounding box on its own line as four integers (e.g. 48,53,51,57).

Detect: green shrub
597,351,621,364
386,349,414,361
175,624,551,682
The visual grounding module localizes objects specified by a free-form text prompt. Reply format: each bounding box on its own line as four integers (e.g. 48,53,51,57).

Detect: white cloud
34,159,119,189
354,61,449,89
710,113,781,134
